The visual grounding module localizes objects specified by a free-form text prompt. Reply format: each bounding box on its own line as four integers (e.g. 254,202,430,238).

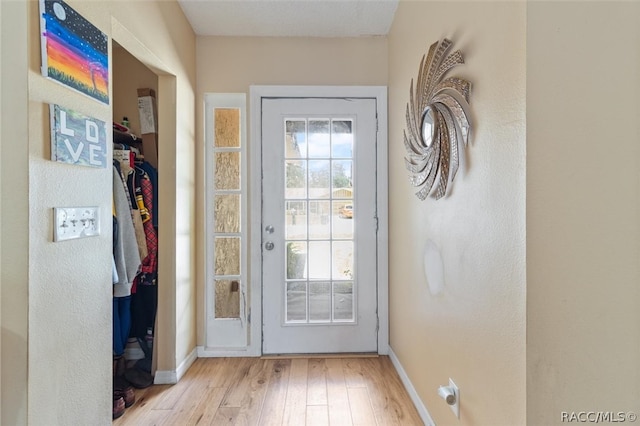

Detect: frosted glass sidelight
215,237,240,275
215,152,240,190
215,280,240,319
214,108,240,148
214,194,240,233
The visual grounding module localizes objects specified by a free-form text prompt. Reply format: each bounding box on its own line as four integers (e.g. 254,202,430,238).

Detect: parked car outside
338,204,353,219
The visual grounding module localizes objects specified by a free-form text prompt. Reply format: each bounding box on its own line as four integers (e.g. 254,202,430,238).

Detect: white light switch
53,207,100,242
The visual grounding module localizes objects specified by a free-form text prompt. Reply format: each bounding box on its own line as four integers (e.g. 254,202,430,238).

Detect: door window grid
284,118,355,324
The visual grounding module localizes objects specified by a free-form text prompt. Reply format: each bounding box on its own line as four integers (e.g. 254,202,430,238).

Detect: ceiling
177,0,399,37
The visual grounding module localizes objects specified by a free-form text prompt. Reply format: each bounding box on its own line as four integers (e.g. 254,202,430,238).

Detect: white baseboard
388,347,435,426
153,369,176,385
153,347,198,385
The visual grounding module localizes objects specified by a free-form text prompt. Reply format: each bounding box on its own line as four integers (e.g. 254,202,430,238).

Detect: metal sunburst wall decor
403,38,473,200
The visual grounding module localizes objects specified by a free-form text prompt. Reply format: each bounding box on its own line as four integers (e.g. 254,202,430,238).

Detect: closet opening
112,40,160,410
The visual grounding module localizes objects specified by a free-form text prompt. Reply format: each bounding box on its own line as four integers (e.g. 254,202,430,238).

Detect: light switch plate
53,207,100,242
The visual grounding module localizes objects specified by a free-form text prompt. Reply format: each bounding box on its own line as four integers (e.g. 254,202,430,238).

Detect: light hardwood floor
113,356,423,425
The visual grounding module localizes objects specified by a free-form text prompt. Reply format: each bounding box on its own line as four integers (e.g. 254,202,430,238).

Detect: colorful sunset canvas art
39,0,109,104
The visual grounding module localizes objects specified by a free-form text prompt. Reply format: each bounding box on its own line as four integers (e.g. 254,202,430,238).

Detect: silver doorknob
265,225,274,234
264,241,275,251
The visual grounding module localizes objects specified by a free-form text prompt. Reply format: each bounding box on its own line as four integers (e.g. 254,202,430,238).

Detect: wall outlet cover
449,378,460,418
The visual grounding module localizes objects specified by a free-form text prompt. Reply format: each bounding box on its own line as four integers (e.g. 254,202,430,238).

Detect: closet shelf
113,127,142,146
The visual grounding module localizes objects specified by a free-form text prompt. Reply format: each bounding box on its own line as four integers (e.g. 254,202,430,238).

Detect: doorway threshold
261,353,379,360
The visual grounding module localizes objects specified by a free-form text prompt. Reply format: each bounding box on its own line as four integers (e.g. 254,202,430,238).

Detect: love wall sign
49,104,107,168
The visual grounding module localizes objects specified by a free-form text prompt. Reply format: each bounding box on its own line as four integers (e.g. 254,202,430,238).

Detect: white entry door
261,97,379,354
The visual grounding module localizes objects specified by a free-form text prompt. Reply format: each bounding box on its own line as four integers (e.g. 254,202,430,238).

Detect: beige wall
0,0,196,423
527,3,640,424
195,36,388,345
388,2,526,424
1,1,29,424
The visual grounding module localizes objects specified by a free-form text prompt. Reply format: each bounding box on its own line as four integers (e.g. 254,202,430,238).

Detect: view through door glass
262,98,378,354
284,118,355,323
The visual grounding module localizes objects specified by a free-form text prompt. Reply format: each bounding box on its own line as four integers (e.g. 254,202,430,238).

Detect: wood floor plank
348,387,378,426
221,358,264,407
210,357,251,389
212,407,241,425
360,357,423,426
113,356,422,426
306,405,329,426
158,376,216,425
113,385,171,426
151,359,209,410
232,359,273,426
325,358,353,426
342,358,368,388
306,358,328,406
257,359,292,426
134,408,172,426
186,387,227,426
282,358,308,425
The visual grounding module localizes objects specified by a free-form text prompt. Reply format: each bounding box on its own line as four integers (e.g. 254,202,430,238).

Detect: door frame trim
249,86,389,356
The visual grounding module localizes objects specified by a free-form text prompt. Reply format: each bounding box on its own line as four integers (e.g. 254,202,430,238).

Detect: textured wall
6,0,197,423
388,2,526,424
1,1,29,424
527,3,640,424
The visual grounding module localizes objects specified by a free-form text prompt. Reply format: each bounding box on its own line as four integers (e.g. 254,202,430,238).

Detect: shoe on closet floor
114,388,135,408
113,395,125,420
114,375,136,407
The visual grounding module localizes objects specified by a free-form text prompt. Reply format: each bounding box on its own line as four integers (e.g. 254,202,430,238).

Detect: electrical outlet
53,207,100,242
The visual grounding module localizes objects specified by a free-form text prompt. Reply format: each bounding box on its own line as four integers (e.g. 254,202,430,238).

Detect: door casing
249,86,389,356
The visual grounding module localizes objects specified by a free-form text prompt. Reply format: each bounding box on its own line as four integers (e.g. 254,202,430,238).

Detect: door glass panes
333,282,354,321
332,120,354,158
308,120,330,158
309,160,330,198
283,118,356,324
286,241,307,280
309,282,331,321
213,108,242,319
308,200,330,239
285,201,307,240
285,161,307,199
286,281,307,322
